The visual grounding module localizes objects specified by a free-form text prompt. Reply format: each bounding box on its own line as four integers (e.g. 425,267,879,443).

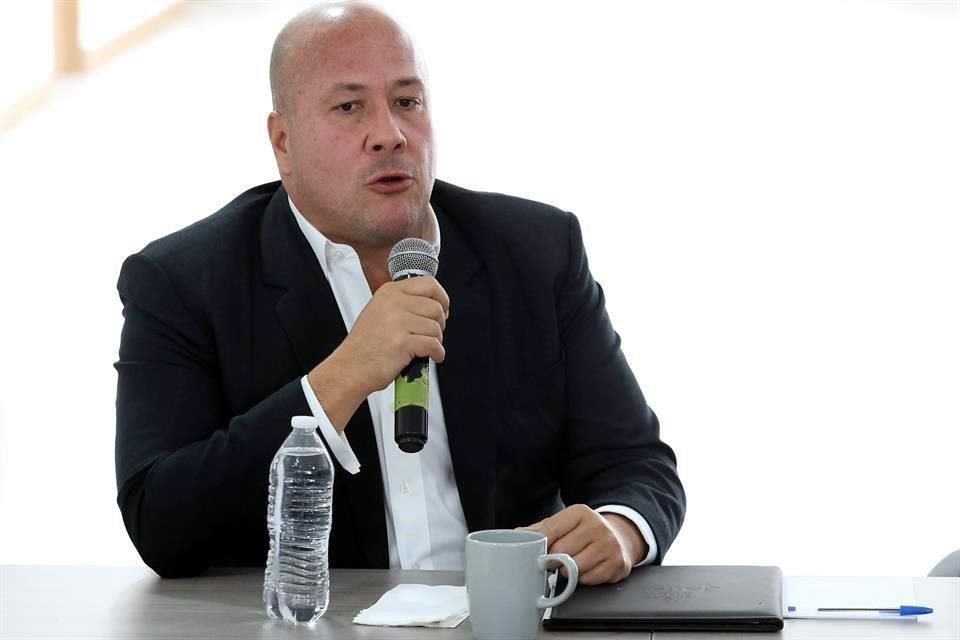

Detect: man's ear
267,111,292,177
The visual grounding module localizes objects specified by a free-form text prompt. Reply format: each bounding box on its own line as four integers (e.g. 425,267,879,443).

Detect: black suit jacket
115,179,685,578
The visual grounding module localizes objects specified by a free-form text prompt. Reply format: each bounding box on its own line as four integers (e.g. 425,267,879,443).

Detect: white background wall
0,0,957,576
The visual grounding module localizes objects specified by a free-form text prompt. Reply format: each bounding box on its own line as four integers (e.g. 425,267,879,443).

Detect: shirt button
400,481,410,494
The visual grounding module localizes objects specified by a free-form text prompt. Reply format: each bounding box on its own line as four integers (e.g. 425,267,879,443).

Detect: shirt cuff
595,504,658,566
300,375,361,475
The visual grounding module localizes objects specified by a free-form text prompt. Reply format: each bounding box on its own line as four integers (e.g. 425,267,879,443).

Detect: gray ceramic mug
465,529,578,640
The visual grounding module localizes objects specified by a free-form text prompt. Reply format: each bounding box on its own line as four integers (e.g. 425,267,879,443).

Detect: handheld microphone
387,238,440,453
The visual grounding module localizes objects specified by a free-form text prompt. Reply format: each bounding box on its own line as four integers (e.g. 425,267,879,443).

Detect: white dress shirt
289,197,658,569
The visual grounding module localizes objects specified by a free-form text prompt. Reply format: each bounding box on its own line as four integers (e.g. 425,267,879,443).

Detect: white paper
353,584,469,628
782,576,919,620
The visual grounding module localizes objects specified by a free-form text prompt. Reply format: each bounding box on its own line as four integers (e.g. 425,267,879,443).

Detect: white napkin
352,584,469,628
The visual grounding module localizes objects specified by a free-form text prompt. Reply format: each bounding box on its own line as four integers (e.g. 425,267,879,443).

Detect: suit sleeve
114,252,309,578
556,213,686,563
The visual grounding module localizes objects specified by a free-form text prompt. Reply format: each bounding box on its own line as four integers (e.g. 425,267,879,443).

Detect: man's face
279,20,435,248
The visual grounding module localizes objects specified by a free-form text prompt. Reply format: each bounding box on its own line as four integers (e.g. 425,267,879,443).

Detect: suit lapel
260,187,388,568
434,204,498,532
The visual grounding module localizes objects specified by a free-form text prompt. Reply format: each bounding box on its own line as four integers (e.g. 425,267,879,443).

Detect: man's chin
366,203,426,244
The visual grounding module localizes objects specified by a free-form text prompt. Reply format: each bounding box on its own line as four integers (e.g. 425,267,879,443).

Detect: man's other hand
520,504,648,585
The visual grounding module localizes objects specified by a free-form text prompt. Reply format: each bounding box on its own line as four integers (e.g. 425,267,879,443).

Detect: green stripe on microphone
394,364,429,411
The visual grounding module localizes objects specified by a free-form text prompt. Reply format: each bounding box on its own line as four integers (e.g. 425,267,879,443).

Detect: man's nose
365,108,407,153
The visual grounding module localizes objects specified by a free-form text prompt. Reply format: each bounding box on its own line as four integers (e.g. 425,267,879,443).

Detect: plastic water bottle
263,416,334,623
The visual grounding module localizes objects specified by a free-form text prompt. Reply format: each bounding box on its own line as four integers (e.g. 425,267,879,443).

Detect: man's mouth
369,170,413,183
368,173,414,194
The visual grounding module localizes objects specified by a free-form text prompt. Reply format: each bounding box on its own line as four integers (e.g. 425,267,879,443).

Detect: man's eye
336,102,360,113
396,98,422,109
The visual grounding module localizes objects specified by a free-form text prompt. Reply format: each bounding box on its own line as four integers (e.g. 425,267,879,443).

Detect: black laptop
543,565,784,632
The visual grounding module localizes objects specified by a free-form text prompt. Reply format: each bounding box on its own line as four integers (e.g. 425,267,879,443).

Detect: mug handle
536,553,578,608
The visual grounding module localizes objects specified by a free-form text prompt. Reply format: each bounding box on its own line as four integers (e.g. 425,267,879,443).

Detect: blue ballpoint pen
817,606,934,616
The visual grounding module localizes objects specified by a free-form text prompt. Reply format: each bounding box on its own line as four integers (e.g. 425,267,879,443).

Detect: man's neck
356,247,392,292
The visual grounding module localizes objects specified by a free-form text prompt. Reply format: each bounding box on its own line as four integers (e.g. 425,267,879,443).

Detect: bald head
264,0,435,254
269,2,417,113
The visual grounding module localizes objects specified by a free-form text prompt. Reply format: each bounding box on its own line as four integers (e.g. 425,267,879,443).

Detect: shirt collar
288,195,441,275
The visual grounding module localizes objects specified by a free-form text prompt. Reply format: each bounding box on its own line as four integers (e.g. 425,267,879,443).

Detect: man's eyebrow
327,78,424,94
393,77,424,90
329,82,367,93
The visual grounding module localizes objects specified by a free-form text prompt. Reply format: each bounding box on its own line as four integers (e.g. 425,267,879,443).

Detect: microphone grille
388,238,439,280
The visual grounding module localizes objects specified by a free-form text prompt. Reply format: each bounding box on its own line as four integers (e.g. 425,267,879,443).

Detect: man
114,2,685,583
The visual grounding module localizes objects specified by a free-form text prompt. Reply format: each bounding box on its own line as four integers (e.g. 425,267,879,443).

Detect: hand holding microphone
310,239,445,450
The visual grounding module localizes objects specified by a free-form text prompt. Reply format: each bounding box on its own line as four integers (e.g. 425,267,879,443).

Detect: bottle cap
291,416,319,430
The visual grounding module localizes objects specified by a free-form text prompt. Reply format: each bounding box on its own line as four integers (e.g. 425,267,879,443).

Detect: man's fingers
569,542,606,575
527,507,583,544
547,527,592,559
398,276,449,316
579,559,627,586
406,296,447,331
408,335,445,363
407,315,444,342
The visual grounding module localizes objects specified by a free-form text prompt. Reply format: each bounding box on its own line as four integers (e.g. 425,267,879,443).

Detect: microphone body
387,238,440,454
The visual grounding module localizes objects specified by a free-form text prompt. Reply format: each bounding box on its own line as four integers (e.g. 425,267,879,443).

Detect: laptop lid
543,565,784,632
